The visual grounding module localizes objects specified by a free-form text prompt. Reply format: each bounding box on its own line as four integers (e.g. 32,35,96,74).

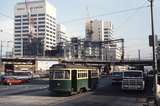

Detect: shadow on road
92,77,153,98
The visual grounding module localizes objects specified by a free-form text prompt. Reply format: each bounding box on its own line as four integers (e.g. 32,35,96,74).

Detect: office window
15,23,21,25
15,19,21,22
39,22,45,24
15,50,21,52
15,42,21,44
15,31,21,33
15,15,21,18
15,34,21,37
31,14,37,17
38,17,45,20
38,14,45,16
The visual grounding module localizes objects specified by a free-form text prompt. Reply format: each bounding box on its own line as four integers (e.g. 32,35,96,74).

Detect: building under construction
63,37,124,61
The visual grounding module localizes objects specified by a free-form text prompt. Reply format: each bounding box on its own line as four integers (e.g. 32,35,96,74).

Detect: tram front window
54,70,70,79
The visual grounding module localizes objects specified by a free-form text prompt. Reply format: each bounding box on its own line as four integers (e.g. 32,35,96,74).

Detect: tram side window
54,71,63,79
64,71,70,79
54,70,70,79
78,70,88,78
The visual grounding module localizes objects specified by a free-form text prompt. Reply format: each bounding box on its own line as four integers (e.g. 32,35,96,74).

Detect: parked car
13,71,33,81
1,71,32,85
2,77,26,85
32,74,40,79
111,71,123,84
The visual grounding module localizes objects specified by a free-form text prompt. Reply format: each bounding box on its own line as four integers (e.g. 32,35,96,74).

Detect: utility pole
0,40,2,63
6,41,13,58
138,49,141,61
148,0,158,105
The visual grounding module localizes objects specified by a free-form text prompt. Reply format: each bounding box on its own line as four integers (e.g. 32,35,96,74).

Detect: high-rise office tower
14,0,56,57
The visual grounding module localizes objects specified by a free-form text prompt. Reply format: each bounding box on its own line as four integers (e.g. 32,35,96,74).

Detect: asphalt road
0,77,152,106
56,77,149,106
0,78,48,96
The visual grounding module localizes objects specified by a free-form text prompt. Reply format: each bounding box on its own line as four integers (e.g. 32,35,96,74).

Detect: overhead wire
0,5,150,24
115,1,149,38
0,12,13,20
61,5,149,24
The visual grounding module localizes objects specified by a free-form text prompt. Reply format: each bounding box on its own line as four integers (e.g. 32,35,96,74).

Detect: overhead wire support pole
148,0,158,105
0,40,2,63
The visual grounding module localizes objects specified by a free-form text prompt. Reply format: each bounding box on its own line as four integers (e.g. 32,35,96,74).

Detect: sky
0,0,160,59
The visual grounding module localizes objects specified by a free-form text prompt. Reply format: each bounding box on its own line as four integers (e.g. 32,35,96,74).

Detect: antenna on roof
86,6,91,21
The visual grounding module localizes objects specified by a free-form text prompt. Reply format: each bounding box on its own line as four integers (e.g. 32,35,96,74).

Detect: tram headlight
57,83,60,86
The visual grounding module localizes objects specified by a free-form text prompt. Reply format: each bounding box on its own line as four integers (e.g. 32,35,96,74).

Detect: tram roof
50,64,97,69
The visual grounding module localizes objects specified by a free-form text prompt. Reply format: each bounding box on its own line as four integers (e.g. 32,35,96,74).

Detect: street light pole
148,0,158,105
6,41,13,58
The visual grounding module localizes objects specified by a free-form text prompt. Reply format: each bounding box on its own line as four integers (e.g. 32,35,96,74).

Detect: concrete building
56,24,68,43
85,19,122,61
83,41,103,60
62,36,123,61
5,52,13,58
69,37,82,59
14,0,56,57
1,57,59,74
85,20,113,41
105,44,122,61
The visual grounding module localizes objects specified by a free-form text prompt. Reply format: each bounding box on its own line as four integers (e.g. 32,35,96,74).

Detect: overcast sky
0,0,159,58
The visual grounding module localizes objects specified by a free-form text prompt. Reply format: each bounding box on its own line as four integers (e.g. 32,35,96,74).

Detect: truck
121,70,145,91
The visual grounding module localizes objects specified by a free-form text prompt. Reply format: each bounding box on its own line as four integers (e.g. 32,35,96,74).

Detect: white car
13,71,33,81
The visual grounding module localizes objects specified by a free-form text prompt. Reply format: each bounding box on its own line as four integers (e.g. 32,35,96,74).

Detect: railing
63,58,153,62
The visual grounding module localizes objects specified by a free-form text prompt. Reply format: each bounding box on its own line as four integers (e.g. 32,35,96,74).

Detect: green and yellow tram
49,64,99,95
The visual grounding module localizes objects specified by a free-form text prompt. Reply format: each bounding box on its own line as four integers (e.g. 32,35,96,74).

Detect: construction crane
25,0,36,42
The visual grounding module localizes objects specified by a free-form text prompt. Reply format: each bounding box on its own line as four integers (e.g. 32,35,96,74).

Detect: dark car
111,71,123,84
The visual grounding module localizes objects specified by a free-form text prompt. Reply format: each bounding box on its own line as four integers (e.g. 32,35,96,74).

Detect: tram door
88,70,91,88
71,70,77,92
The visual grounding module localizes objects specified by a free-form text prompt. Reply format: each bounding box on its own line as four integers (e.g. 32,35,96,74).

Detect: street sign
149,35,158,47
149,35,153,47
